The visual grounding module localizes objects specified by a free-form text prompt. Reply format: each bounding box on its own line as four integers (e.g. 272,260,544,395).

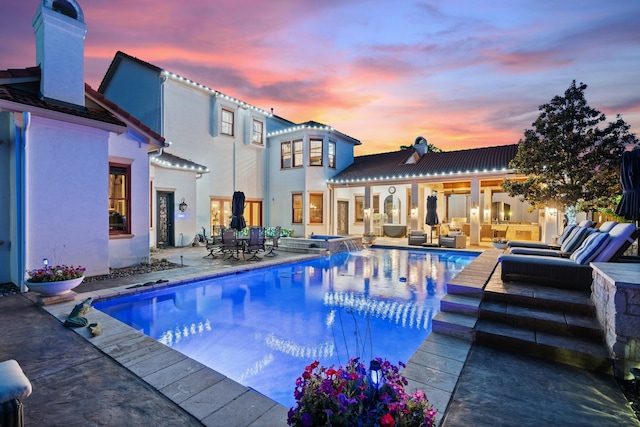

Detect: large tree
503,80,638,213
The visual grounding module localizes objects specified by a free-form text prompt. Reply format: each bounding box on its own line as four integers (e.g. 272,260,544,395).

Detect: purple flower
301,412,312,427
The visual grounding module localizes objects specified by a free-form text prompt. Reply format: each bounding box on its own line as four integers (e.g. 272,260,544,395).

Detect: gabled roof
151,151,209,173
0,67,124,128
100,51,271,116
98,51,162,93
85,84,166,149
267,120,361,145
330,144,518,183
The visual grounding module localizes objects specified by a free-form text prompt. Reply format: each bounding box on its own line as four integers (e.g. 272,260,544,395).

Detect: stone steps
433,254,612,374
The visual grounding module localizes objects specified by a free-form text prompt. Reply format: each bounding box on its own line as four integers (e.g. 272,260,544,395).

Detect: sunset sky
1,1,639,155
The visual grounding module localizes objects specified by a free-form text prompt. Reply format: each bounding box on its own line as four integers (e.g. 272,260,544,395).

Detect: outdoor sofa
500,223,640,291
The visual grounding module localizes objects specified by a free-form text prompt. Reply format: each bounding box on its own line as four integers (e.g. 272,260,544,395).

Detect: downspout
16,112,30,292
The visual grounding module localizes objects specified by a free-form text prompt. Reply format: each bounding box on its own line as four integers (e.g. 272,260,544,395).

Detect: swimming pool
95,248,476,408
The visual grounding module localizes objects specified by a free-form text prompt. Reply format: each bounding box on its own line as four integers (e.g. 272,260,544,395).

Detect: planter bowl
492,242,508,250
25,276,84,296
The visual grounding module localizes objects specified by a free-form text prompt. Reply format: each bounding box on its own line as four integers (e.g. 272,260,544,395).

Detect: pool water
95,248,476,408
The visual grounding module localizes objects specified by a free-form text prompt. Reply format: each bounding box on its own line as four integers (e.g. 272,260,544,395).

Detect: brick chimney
32,0,87,107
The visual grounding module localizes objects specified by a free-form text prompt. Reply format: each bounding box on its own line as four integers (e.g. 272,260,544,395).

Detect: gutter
15,112,29,292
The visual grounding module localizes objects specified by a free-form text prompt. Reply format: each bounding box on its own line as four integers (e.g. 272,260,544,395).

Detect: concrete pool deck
1,240,637,426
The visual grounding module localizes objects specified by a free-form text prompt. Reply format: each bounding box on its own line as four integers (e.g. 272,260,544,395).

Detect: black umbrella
230,191,246,232
425,195,439,226
615,149,640,224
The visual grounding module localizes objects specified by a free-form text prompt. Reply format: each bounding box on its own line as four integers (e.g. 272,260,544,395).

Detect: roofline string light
161,71,271,117
327,167,511,184
266,124,334,138
151,157,209,172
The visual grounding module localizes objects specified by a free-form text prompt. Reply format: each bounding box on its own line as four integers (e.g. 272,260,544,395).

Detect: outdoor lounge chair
408,230,427,246
506,219,597,251
500,223,640,290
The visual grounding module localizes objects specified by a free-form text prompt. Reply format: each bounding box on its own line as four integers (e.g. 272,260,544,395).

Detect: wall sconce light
364,207,371,216
549,208,557,217
470,204,479,216
178,198,188,212
411,207,418,217
484,209,490,218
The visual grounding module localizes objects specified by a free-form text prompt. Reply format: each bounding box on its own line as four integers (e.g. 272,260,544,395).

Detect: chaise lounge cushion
499,254,594,290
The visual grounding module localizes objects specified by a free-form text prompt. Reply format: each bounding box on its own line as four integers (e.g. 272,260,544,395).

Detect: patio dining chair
244,227,265,261
203,226,224,258
265,226,281,257
221,229,240,260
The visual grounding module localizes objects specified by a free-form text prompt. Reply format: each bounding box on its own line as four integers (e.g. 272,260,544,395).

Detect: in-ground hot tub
309,235,343,240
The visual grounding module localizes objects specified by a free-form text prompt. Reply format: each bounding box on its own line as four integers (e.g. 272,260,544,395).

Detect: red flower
380,413,395,427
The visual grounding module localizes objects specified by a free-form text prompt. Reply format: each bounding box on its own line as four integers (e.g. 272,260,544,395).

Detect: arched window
52,0,78,19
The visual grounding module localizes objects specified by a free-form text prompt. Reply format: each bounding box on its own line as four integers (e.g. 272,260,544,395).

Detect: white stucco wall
108,131,153,268
160,80,267,234
25,116,110,276
151,165,198,247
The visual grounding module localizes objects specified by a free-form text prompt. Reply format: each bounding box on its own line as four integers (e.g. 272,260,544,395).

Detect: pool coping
33,247,494,426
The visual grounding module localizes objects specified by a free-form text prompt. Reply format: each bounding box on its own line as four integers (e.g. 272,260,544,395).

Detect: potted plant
491,237,508,250
288,358,436,427
25,264,86,296
363,231,377,245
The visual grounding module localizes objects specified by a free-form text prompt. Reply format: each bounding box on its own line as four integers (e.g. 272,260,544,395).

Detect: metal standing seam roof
331,143,519,183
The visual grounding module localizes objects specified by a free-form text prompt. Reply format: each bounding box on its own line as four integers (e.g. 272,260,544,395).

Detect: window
355,195,364,223
328,141,336,168
293,139,303,167
109,164,131,234
281,141,291,168
252,119,263,145
309,138,323,166
292,193,303,224
221,108,234,136
309,193,323,224
281,139,304,169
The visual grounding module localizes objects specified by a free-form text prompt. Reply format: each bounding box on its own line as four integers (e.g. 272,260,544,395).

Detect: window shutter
210,96,220,137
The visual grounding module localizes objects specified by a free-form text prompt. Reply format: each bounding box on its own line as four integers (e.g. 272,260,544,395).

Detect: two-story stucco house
99,52,362,243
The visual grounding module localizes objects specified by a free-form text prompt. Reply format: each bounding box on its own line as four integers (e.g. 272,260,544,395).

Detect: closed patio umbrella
425,195,439,226
615,149,640,256
615,149,640,224
230,191,246,232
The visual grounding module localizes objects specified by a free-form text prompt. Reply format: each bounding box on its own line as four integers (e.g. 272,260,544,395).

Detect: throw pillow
570,232,610,265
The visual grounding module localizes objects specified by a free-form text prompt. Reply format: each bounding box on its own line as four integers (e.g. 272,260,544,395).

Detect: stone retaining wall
591,262,640,379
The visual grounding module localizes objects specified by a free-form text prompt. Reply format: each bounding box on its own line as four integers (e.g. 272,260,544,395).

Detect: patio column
470,177,480,245
410,180,419,231
364,184,371,234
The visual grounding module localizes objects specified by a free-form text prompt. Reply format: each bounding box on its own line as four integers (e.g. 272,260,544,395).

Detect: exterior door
337,200,349,235
157,191,174,248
